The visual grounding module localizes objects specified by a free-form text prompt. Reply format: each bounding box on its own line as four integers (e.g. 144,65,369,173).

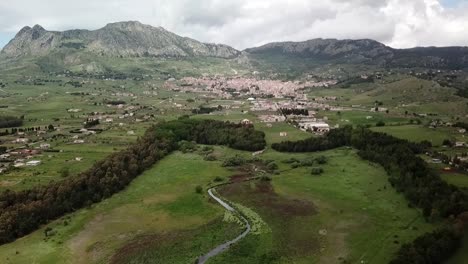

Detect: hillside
1,21,240,59
3,22,468,77
246,38,468,70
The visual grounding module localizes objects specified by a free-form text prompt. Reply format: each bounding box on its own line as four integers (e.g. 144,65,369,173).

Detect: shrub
59,167,70,178
178,140,198,153
300,158,315,167
376,120,386,127
204,154,217,161
282,158,300,164
201,146,214,153
222,155,246,167
260,176,272,181
195,185,203,194
315,156,328,164
442,139,453,147
311,167,324,175
291,163,300,169
213,176,224,182
267,162,278,170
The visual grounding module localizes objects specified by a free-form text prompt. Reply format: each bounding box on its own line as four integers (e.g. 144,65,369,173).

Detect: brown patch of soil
218,180,318,257
220,180,316,218
110,232,180,264
229,174,250,182
109,218,239,264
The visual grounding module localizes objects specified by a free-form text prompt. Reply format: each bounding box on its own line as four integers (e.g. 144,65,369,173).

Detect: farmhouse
14,138,29,143
241,119,253,125
40,143,51,149
258,115,286,123
299,122,331,133
13,162,25,168
26,160,41,166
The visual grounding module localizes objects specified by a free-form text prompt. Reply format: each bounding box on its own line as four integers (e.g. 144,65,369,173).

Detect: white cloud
0,0,466,49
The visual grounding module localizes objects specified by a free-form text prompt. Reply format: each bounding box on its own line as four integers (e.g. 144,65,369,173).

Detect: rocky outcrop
1,21,240,59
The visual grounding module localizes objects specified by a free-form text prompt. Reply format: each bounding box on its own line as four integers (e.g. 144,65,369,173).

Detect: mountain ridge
2,21,468,70
1,21,240,59
246,38,468,69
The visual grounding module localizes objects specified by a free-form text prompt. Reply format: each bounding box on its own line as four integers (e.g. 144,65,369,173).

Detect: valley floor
0,147,439,264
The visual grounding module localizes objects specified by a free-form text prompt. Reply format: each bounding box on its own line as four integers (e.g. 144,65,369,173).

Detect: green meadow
0,144,442,263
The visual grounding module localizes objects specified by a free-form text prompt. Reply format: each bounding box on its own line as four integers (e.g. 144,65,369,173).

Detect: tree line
0,118,266,244
272,126,467,262
0,116,23,129
0,126,55,136
279,108,309,116
192,105,222,114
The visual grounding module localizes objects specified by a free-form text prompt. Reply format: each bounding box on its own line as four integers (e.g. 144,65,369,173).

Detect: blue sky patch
0,33,14,49
441,0,463,7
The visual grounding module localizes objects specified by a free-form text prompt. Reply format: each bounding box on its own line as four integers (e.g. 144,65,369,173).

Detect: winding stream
196,188,252,264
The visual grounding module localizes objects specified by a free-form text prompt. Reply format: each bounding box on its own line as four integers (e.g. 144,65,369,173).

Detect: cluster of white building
172,77,336,99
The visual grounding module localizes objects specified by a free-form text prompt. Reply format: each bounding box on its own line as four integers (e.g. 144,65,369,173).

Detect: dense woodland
192,105,222,114
0,116,23,129
0,118,266,244
272,126,468,262
390,228,461,264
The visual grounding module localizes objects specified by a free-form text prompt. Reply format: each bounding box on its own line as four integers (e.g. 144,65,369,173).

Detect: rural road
196,187,252,264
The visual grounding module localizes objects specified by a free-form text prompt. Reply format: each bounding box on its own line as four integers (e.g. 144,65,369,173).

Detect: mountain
3,22,468,73
246,38,468,69
1,21,240,59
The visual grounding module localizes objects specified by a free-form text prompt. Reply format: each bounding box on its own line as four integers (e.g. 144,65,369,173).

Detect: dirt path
196,187,252,264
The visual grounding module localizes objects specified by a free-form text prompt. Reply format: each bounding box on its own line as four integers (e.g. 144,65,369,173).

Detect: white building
26,160,41,166
40,143,51,149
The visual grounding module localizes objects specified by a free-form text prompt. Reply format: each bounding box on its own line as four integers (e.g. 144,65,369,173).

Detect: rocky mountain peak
31,24,46,40
1,21,240,59
17,26,32,36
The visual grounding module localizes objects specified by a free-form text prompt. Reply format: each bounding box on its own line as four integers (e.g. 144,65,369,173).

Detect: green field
371,124,461,146
0,151,238,264
1,56,467,264
441,172,468,188
0,145,442,264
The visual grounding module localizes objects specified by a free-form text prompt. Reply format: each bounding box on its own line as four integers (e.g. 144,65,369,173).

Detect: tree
376,120,386,127
311,167,324,175
59,167,70,178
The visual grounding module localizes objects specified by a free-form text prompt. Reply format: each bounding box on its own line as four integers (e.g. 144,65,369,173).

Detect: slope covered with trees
0,116,23,129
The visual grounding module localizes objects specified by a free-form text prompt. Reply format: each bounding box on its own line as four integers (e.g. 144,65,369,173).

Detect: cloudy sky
0,0,467,50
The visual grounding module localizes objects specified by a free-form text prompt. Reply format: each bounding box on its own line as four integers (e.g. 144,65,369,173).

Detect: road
196,188,251,264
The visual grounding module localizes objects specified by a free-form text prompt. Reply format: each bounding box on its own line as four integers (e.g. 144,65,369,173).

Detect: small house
40,143,51,149
241,119,252,125
26,160,41,166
